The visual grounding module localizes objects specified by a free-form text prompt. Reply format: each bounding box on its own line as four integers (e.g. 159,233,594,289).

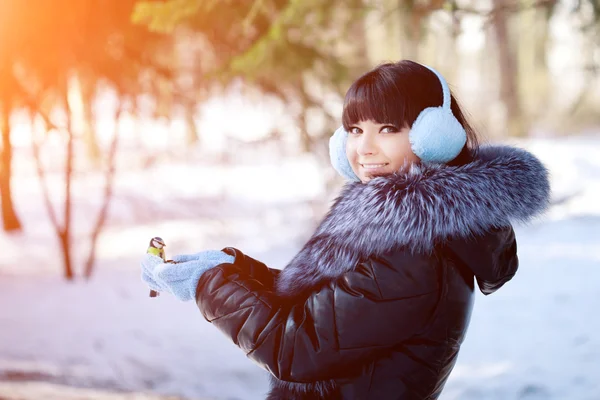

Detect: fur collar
276,145,550,296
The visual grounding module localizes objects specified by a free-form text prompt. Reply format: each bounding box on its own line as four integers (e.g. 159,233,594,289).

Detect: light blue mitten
141,256,166,292
141,250,234,301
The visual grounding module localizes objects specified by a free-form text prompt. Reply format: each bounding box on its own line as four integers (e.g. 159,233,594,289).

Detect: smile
361,163,389,169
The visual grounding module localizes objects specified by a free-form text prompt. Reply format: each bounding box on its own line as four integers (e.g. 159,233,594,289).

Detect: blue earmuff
329,125,361,181
329,64,467,181
408,66,467,164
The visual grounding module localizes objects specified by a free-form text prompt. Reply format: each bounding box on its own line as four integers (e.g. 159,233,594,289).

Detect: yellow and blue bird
147,237,166,297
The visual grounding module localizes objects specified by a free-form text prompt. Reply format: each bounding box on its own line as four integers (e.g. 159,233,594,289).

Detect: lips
361,163,389,169
360,163,389,177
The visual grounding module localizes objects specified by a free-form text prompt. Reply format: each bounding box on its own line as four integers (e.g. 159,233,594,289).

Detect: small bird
147,237,166,297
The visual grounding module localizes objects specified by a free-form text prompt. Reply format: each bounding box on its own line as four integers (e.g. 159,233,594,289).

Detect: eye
380,125,399,133
349,126,362,134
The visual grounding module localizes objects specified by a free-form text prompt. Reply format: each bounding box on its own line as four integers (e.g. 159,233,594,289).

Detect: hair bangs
342,69,411,131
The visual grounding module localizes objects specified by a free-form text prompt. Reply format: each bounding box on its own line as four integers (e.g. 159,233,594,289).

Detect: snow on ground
0,135,599,400
0,381,187,400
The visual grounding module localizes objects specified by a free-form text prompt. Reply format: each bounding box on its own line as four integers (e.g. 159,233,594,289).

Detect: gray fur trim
276,145,550,296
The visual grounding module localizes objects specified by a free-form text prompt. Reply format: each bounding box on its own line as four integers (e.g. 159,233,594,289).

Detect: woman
141,60,550,399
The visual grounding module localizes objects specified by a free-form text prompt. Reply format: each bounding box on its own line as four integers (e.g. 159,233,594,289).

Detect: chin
361,171,393,183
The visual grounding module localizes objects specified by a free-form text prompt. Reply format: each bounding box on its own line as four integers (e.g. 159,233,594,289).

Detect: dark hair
342,60,479,166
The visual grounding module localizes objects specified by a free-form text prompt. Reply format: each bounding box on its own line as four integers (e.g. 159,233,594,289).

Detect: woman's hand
140,250,234,301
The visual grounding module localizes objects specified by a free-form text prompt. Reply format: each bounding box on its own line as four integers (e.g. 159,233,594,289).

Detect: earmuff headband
423,65,451,110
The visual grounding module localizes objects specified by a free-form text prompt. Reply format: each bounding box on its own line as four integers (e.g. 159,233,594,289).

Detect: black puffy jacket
196,227,516,399
195,145,549,399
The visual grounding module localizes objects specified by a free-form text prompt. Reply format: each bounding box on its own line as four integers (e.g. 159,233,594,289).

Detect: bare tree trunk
61,91,75,280
32,113,61,253
366,0,401,61
531,1,555,116
398,0,420,60
348,0,371,75
0,102,22,231
72,73,101,165
31,91,75,279
492,0,525,136
517,0,554,123
397,0,446,60
82,87,100,164
297,85,312,154
567,34,598,117
444,2,462,84
184,102,199,146
132,97,144,150
84,98,123,278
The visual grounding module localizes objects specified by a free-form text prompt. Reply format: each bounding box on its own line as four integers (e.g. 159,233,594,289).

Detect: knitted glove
141,250,234,301
169,252,223,263
140,257,165,292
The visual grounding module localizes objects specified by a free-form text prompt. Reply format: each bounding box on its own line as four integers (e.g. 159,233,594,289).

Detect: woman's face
345,120,420,183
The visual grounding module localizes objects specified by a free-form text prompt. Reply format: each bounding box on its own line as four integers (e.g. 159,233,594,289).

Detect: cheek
389,137,418,164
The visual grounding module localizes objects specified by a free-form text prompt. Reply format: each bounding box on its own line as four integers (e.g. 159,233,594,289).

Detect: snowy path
1,136,599,399
1,218,599,400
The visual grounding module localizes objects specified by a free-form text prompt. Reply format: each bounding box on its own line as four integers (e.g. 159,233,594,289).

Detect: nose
357,132,378,156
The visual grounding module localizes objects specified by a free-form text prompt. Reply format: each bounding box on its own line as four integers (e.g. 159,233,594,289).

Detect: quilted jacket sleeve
446,225,519,295
195,247,440,383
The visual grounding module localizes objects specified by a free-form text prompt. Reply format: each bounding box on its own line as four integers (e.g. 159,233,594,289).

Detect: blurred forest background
1,1,599,399
1,0,599,276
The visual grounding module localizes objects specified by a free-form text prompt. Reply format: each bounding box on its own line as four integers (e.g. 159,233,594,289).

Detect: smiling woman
141,60,551,400
345,122,418,182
